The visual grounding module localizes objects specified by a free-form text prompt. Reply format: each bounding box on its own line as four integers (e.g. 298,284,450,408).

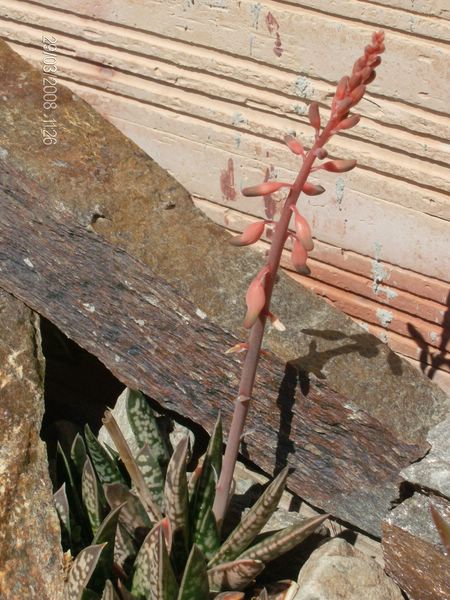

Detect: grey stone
401,415,450,498
0,290,64,599
295,538,403,600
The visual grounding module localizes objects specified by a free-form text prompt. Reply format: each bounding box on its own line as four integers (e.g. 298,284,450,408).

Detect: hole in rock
39,317,208,485
39,317,125,482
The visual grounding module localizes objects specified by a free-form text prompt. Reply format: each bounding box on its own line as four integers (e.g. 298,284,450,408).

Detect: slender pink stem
213,122,337,524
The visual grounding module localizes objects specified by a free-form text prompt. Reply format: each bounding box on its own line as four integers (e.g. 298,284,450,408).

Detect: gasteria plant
213,31,386,523
55,389,327,598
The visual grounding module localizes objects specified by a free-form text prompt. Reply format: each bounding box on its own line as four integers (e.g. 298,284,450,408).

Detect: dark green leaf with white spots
101,580,120,600
71,433,88,476
85,424,125,486
65,543,105,600
89,504,125,593
190,415,222,542
56,442,89,547
208,468,289,567
126,389,169,468
177,544,209,600
194,506,220,560
132,523,178,600
82,457,104,535
207,559,264,592
54,482,71,544
135,443,165,510
239,513,328,563
164,437,189,573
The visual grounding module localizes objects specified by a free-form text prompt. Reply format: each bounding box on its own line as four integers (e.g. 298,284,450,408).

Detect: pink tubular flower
320,159,357,173
303,182,325,196
332,31,385,120
284,134,305,156
243,266,270,329
333,114,360,132
242,181,291,197
291,238,309,274
230,221,266,246
308,102,321,133
290,206,314,251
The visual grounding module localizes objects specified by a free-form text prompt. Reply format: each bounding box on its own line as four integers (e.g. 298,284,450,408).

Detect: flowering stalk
213,31,385,524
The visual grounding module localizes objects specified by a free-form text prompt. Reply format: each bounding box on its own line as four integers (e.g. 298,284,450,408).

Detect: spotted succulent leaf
207,558,264,592
194,506,221,560
54,482,72,548
164,437,190,574
82,456,104,535
85,425,125,486
65,543,105,600
238,513,328,563
135,443,165,510
101,580,120,600
132,523,178,600
208,468,289,567
71,433,88,476
88,504,125,592
190,414,222,541
126,388,170,469
177,544,209,600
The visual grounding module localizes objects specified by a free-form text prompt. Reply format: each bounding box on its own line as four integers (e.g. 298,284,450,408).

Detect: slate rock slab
0,290,64,600
0,40,448,537
295,538,403,600
382,493,450,600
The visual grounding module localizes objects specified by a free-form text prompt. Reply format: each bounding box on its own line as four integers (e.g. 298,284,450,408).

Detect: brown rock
295,538,403,600
0,40,448,536
0,290,64,599
382,493,450,600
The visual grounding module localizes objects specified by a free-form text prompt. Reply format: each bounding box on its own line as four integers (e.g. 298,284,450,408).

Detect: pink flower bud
303,182,325,196
230,221,266,246
242,181,291,197
335,97,353,116
291,205,314,251
308,102,321,132
291,238,309,274
365,71,377,85
335,114,361,131
335,76,349,100
284,134,305,156
348,72,362,90
243,266,270,329
350,84,366,107
321,159,357,173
